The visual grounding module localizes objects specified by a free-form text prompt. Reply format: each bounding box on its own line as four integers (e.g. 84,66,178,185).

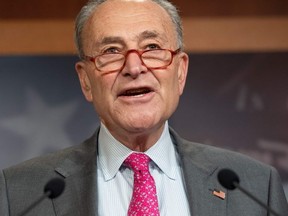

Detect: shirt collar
98,121,178,181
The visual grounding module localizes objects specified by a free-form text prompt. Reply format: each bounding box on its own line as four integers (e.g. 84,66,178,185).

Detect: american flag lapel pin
212,189,226,200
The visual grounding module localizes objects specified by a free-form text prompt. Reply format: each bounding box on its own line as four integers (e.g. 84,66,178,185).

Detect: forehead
82,0,177,49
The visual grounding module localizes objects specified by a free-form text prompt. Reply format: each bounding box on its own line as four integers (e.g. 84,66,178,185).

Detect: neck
103,122,166,152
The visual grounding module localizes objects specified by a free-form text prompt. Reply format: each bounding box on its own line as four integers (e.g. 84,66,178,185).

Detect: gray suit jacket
1,127,287,215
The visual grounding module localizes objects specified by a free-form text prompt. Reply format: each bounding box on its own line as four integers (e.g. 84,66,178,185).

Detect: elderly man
1,0,287,215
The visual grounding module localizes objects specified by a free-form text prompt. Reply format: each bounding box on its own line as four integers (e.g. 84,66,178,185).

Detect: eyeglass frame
83,48,181,74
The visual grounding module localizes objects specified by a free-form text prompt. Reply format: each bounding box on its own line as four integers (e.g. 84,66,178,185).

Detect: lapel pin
212,189,226,200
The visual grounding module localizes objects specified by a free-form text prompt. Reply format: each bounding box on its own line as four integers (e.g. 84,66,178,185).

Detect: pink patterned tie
124,153,160,216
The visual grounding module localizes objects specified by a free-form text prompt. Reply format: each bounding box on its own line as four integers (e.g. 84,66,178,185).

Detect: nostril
121,61,148,78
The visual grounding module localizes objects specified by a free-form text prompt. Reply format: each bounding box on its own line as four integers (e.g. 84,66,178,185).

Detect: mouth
118,87,153,97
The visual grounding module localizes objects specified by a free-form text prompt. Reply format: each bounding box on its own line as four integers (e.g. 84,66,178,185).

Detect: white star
0,88,79,161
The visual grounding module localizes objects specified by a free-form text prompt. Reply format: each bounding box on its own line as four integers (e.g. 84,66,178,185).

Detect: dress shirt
97,122,191,216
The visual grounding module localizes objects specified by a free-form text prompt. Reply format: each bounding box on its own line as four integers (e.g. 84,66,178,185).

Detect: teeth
122,88,151,96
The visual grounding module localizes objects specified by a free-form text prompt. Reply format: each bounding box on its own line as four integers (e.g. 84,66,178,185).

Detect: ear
75,61,93,102
177,52,189,95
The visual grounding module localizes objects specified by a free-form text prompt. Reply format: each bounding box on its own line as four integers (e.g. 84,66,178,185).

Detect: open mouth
119,87,153,97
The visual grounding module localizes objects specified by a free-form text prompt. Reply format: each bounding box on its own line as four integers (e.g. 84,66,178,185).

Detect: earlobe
177,52,189,95
75,62,93,102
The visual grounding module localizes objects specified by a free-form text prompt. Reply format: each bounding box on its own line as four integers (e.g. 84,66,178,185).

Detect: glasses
83,48,181,73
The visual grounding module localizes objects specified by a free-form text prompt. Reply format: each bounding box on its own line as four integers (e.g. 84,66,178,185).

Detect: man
0,0,287,215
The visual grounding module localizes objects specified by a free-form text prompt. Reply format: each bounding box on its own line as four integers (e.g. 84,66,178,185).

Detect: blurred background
0,0,288,199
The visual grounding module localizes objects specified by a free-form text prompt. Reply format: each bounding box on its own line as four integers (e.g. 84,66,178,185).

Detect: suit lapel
47,127,227,215
52,131,99,216
170,128,227,216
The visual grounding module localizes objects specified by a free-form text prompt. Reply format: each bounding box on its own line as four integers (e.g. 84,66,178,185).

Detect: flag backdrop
0,52,287,198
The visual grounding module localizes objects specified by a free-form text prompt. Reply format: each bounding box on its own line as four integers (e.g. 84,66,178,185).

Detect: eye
103,47,120,54
146,44,161,50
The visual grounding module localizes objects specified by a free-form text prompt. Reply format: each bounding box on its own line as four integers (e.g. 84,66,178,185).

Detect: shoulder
169,127,274,176
186,138,272,175
0,131,99,215
2,131,98,180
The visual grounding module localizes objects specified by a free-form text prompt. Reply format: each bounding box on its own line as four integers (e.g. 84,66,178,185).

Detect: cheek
90,73,116,105
159,68,183,112
167,68,181,94
156,72,180,110
90,82,111,117
171,61,185,95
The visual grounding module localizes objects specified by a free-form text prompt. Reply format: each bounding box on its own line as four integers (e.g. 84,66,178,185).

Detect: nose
120,50,148,78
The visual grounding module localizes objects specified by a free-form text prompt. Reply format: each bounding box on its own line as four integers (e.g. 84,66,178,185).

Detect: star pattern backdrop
0,53,287,198
0,56,98,166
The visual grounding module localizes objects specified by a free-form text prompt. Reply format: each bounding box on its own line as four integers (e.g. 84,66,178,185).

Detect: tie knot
124,153,150,172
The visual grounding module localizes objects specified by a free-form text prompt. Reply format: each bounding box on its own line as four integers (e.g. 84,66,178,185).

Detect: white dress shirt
97,122,191,216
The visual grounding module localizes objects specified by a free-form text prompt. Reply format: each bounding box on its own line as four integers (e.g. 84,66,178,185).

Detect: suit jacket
1,127,287,216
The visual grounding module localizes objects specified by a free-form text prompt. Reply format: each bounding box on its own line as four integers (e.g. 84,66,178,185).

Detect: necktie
124,153,160,216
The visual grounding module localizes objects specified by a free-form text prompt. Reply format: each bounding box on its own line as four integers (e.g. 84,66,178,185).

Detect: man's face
76,0,188,137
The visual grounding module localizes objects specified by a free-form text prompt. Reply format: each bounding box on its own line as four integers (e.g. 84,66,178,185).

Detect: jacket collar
51,127,227,216
52,129,99,216
169,127,227,216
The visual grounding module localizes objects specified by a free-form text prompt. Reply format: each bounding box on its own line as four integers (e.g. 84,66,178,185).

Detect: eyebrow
138,30,168,45
94,30,166,49
138,30,160,40
96,36,125,47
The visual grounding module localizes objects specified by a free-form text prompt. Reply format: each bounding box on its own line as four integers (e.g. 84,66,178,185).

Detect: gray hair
74,0,183,59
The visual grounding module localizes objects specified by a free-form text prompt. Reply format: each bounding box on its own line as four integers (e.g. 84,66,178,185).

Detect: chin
123,115,163,133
